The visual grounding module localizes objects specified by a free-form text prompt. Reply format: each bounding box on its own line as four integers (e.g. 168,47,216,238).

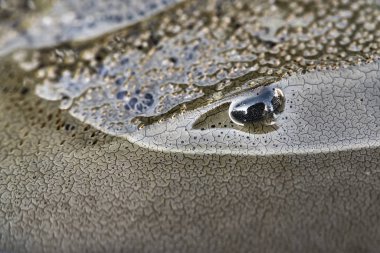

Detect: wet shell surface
228,87,285,126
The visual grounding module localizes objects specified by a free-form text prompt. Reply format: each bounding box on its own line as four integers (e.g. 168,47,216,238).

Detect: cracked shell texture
0,60,380,252
131,61,380,155
26,0,380,135
1,0,380,253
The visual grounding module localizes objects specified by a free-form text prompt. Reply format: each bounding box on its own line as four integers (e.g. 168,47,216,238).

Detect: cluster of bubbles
10,0,380,135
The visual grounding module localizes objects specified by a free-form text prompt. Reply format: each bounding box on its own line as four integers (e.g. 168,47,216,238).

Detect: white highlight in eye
228,87,285,126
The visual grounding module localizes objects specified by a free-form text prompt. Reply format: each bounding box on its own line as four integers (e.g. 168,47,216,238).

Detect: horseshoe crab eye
228,86,285,126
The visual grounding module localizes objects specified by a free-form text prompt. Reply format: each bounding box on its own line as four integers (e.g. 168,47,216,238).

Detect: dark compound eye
230,102,266,124
228,86,285,126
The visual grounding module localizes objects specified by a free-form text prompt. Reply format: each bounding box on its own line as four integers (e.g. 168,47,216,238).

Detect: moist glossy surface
228,87,285,126
0,0,380,253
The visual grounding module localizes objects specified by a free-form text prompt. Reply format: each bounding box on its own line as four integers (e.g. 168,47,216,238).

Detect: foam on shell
31,0,380,140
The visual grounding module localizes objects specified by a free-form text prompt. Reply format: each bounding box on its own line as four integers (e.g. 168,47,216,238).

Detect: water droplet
228,86,285,126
